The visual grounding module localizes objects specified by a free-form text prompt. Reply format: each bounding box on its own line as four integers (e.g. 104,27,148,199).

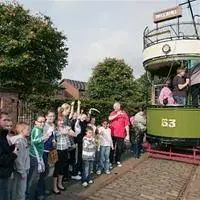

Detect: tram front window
151,60,200,107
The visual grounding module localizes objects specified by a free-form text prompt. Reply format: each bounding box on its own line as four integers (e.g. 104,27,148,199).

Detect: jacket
158,86,175,105
43,123,55,152
134,111,146,131
10,135,30,177
29,126,44,158
0,128,17,179
82,136,96,161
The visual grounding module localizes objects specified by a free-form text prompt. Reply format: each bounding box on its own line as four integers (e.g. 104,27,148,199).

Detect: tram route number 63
161,118,176,128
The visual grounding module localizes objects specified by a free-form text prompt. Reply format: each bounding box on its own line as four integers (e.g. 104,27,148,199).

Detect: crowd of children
0,101,146,200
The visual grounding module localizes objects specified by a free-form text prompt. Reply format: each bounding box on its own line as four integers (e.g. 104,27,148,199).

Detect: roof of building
61,79,86,91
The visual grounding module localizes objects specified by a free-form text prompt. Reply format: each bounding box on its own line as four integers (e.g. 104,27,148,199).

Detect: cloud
84,30,131,62
63,28,145,81
19,0,184,81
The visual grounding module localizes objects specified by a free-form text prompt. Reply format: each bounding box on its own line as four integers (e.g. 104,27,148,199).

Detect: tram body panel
143,40,200,65
147,108,200,145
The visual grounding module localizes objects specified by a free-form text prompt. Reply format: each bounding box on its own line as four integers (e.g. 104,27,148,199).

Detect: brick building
0,87,19,122
0,79,86,123
55,79,87,100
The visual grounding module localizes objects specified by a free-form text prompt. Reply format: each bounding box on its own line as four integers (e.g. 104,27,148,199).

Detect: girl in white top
97,120,113,175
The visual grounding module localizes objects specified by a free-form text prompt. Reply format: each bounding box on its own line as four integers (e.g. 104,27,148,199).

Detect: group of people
0,101,146,200
158,65,200,107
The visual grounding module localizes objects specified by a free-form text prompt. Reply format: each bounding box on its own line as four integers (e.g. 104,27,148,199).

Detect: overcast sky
18,0,200,81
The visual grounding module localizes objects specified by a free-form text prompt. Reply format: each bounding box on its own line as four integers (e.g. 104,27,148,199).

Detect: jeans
173,96,186,105
191,83,200,107
12,172,28,200
26,156,40,200
82,160,93,183
75,142,83,175
110,137,124,164
132,129,145,158
132,142,140,158
8,176,13,200
0,178,9,200
93,150,100,172
36,152,49,198
99,146,110,171
68,149,76,176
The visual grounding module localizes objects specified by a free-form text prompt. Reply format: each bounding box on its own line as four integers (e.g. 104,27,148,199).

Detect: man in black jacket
0,111,17,200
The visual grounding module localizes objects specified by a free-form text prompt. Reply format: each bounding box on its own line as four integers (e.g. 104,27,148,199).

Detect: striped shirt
82,136,96,161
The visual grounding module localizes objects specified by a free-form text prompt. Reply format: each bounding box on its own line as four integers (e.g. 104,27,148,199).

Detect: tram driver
172,66,189,105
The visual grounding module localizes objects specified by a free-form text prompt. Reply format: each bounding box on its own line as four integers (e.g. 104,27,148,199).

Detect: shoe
35,196,45,200
82,182,88,187
105,170,111,175
96,170,101,175
45,190,51,196
69,165,73,172
117,162,122,167
52,190,61,195
62,177,68,182
88,180,94,184
71,175,82,180
109,164,113,170
57,186,66,191
91,170,94,174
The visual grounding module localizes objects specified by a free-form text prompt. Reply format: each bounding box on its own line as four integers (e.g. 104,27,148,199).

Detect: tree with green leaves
0,2,68,98
87,58,137,102
134,72,151,103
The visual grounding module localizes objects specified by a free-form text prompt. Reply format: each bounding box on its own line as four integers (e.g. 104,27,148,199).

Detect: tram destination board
153,6,182,23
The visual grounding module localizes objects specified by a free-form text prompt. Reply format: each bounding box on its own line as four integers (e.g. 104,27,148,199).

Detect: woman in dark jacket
0,111,17,200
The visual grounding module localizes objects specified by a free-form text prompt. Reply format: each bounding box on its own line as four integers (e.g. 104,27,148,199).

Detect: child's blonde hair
15,122,29,134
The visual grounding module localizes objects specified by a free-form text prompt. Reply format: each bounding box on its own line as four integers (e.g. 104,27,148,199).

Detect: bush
26,97,146,124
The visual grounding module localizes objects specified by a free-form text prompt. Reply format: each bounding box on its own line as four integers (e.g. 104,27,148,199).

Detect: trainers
105,170,111,175
69,165,73,172
88,180,94,184
71,175,82,180
45,190,51,196
117,162,122,167
82,182,88,187
96,170,101,175
109,164,113,170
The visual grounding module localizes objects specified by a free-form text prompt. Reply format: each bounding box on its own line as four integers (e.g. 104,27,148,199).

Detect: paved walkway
48,155,200,200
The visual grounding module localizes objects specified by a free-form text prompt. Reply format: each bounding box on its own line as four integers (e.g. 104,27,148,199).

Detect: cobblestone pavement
181,165,200,200
48,155,200,200
86,158,195,200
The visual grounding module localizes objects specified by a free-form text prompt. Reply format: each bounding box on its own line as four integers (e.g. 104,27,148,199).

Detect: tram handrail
144,22,200,49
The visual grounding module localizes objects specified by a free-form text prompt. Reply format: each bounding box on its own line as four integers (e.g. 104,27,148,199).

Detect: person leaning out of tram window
172,67,189,105
158,80,175,106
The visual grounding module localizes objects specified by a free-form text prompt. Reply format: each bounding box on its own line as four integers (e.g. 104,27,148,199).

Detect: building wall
0,91,19,122
61,81,80,99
